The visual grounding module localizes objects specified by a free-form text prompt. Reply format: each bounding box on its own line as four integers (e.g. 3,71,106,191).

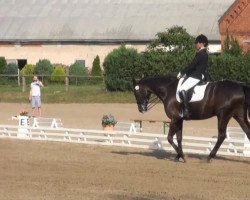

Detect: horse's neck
148,79,178,100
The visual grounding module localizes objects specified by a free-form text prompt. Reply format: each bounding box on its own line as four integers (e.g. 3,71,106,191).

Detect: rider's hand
177,72,182,79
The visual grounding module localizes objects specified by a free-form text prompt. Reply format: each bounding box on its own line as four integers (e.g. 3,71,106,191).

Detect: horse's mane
139,75,177,86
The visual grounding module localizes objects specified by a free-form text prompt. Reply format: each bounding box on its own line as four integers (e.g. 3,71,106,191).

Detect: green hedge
103,26,195,91
209,53,250,83
103,26,250,91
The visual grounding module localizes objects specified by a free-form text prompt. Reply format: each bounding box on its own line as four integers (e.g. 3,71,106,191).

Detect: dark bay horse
133,75,250,162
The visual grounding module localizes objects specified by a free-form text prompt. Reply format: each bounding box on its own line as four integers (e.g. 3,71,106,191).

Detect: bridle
135,85,160,111
147,94,160,111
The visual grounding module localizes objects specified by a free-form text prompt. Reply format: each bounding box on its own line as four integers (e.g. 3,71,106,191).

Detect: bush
102,25,249,90
21,64,35,75
21,64,35,82
69,61,88,85
51,65,66,83
209,54,250,83
4,63,18,81
0,57,7,74
91,55,102,76
103,45,140,91
34,59,53,82
138,49,194,77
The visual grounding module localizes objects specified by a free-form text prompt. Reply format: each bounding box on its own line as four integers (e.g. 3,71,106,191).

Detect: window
75,59,85,66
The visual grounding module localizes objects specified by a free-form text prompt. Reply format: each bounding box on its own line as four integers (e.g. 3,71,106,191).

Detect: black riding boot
179,90,190,119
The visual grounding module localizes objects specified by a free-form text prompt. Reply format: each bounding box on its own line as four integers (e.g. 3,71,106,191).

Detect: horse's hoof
174,155,186,163
179,156,186,163
207,157,213,163
174,157,180,162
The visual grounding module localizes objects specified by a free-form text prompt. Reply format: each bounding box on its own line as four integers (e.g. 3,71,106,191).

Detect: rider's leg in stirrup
179,77,200,119
179,90,190,118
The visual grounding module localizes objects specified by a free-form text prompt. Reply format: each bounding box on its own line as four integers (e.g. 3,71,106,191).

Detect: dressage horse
133,75,250,162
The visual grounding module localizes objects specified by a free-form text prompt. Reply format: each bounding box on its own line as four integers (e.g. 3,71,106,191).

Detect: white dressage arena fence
0,124,250,158
31,117,63,128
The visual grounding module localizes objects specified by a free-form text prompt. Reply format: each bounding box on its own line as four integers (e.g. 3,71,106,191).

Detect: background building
219,0,250,53
0,0,236,69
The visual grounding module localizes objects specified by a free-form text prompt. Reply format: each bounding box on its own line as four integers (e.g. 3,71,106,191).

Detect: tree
51,65,66,83
69,61,88,85
103,45,140,91
34,59,53,82
4,63,18,81
141,26,195,77
91,55,102,76
0,57,7,74
21,64,35,76
223,33,242,56
148,26,195,53
21,64,35,82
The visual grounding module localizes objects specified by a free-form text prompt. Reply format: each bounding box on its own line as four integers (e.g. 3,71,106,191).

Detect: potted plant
101,114,117,131
19,110,29,116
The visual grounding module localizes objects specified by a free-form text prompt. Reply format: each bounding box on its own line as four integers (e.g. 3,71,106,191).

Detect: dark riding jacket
181,48,208,80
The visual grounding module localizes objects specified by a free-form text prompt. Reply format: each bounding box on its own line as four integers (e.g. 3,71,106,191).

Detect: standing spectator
29,75,44,116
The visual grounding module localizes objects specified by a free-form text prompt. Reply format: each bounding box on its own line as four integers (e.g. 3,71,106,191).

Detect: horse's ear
132,78,137,86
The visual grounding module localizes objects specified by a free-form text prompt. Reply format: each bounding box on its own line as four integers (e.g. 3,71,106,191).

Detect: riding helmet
195,34,208,47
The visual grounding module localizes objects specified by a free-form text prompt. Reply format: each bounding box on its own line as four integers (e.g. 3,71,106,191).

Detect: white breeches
179,77,200,91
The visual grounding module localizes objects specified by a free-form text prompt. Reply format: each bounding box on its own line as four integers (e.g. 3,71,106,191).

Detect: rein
147,95,160,111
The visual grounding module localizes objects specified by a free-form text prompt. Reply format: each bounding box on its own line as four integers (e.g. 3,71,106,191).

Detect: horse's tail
243,85,250,117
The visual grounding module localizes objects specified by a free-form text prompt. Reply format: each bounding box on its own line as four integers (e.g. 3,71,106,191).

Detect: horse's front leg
167,120,185,162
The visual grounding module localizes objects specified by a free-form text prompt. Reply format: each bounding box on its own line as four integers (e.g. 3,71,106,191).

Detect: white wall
0,43,222,69
0,44,147,68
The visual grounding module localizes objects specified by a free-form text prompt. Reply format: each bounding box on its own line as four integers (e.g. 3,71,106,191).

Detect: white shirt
30,81,42,96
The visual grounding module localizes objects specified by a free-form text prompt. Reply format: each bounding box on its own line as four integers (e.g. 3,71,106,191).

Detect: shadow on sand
111,149,250,164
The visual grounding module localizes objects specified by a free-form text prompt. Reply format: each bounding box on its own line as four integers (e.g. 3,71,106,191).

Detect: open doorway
17,59,27,70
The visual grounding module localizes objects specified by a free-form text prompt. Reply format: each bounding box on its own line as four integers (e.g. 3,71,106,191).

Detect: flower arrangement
101,114,117,127
20,110,29,116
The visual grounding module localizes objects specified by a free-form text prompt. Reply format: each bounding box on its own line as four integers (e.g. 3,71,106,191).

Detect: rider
177,34,209,119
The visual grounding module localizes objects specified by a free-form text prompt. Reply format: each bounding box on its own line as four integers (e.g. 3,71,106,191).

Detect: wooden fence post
65,68,69,91
22,76,26,92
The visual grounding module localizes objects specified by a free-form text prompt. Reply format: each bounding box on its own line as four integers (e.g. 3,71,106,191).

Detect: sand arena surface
0,103,250,200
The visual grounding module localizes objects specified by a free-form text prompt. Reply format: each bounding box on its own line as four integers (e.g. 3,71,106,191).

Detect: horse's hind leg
233,110,250,141
167,120,185,162
208,113,231,162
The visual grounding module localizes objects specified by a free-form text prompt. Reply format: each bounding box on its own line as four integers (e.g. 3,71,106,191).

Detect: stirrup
179,111,184,118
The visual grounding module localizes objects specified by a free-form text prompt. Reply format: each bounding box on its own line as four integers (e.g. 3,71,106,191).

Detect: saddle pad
176,78,209,103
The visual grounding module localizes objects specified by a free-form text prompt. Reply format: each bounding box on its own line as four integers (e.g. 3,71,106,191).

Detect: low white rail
0,125,249,158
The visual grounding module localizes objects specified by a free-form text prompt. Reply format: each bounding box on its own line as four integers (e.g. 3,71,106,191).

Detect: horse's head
133,75,177,113
133,79,152,113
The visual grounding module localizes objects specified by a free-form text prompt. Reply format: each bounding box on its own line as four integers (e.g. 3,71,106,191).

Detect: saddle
176,78,209,103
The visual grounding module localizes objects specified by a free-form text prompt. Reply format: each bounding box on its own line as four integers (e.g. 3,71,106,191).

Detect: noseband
135,85,160,111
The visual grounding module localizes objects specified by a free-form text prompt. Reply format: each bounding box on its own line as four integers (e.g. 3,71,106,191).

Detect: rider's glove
177,72,182,79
